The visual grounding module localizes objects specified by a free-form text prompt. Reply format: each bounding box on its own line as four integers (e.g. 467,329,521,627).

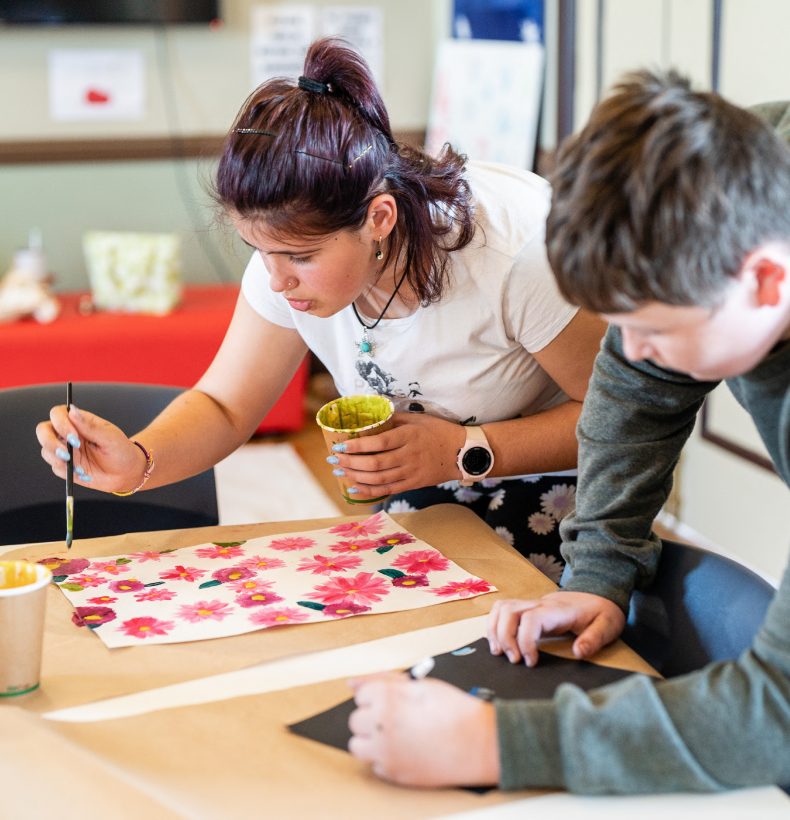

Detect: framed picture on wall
701,383,775,473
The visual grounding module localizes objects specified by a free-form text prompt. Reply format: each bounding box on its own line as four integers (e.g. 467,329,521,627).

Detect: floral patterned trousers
383,475,577,584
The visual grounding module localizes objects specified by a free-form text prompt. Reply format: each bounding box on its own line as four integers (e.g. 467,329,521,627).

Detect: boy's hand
348,673,500,787
487,591,625,666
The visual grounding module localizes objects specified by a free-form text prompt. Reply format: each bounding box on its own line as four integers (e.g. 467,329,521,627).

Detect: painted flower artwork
42,512,496,648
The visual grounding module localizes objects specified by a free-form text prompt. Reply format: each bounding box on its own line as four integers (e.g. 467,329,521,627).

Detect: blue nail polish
331,443,347,453
347,486,359,494
332,468,345,477
67,433,81,449
75,465,86,477
56,447,70,462
81,474,93,483
326,455,339,465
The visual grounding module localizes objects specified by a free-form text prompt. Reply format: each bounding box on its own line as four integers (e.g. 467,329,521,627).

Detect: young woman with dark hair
38,38,604,569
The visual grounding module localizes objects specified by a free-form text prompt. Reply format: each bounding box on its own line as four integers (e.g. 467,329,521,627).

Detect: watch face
462,445,493,477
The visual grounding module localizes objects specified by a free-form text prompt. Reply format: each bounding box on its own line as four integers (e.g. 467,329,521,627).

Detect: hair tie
298,75,329,94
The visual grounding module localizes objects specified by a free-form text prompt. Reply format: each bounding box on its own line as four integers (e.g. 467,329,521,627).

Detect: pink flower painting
134,588,177,602
159,565,207,583
108,578,145,594
328,513,385,537
239,555,286,572
40,557,89,576
268,535,317,551
330,538,380,554
56,511,495,648
310,571,390,607
72,606,116,628
90,561,130,576
296,554,363,575
322,602,371,618
196,543,245,560
376,532,417,548
120,616,174,639
129,550,163,562
391,574,429,588
248,607,310,627
211,566,255,584
228,577,274,593
432,578,492,598
68,574,107,589
235,589,284,608
177,600,233,623
391,549,450,575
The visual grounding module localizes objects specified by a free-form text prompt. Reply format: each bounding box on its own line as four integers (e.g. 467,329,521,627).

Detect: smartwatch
456,425,495,486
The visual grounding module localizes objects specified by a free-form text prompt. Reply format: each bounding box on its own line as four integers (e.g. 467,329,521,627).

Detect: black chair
0,382,218,545
623,538,776,677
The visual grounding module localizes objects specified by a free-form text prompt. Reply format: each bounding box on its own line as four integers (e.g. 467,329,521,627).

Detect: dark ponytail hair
215,38,474,304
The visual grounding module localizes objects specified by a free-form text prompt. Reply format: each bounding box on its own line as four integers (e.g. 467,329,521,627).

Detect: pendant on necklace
356,326,374,357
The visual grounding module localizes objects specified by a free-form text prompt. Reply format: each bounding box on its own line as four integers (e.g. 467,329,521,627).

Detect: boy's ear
751,258,786,307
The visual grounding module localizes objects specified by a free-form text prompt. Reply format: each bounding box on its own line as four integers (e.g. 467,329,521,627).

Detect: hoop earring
375,236,384,261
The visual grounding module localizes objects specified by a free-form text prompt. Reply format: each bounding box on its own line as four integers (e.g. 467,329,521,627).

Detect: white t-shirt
241,161,577,426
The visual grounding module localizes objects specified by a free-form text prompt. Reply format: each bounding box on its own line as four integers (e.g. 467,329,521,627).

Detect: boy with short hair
348,69,790,793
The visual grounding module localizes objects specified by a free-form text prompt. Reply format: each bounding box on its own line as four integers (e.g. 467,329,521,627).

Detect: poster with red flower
40,513,495,648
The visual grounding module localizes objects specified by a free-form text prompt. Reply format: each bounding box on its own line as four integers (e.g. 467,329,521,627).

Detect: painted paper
40,513,495,648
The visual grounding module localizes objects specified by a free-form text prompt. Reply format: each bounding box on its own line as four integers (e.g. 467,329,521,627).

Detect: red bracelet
112,440,155,497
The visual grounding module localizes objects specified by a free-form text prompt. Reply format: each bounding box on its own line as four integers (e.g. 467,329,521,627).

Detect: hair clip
348,144,373,167
298,76,329,94
235,128,277,136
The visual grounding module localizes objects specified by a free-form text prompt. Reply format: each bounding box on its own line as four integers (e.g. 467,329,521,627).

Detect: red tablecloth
0,284,307,434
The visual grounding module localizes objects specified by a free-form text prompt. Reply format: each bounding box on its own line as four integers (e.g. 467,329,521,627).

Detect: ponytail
215,38,474,303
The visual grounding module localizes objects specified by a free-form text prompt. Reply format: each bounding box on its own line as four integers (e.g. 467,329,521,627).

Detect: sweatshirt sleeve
558,326,717,610
496,561,790,793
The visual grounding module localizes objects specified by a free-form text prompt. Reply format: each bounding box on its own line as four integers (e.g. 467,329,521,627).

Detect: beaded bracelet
112,440,155,497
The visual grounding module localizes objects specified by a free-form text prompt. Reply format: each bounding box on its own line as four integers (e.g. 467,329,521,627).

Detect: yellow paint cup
316,394,394,505
0,560,51,697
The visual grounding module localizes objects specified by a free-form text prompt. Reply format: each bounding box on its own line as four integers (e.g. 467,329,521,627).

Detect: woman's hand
36,404,148,494
328,412,466,500
487,591,626,667
348,673,500,787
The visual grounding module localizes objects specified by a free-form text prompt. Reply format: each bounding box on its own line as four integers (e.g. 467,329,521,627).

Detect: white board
425,38,544,168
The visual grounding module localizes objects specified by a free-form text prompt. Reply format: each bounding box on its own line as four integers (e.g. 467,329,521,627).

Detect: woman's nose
265,258,295,293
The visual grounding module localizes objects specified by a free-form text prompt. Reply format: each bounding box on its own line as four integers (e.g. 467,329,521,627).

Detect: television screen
0,1,220,25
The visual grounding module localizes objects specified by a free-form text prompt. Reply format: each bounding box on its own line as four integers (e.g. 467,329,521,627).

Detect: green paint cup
316,394,394,505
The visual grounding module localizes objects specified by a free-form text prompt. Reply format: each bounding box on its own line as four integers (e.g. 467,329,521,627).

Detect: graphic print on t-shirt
354,360,463,422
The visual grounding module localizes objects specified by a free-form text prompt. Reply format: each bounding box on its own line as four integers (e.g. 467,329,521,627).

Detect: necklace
352,269,410,357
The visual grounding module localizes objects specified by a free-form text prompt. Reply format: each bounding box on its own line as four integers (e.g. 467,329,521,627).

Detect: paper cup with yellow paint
316,394,395,505
0,560,51,697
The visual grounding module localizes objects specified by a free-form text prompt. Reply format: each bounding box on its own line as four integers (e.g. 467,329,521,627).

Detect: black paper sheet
289,637,633,753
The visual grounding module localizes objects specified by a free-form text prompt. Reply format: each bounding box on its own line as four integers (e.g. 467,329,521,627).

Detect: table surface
1,506,787,819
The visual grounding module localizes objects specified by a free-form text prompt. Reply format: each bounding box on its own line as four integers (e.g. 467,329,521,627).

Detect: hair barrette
235,128,277,136
298,76,330,94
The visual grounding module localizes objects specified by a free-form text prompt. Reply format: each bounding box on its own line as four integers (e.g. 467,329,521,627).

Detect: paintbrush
66,381,74,549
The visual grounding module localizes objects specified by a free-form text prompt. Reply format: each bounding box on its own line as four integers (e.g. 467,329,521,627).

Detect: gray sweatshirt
496,327,790,792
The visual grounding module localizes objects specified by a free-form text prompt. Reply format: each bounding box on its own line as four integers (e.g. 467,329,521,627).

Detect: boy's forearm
558,327,714,608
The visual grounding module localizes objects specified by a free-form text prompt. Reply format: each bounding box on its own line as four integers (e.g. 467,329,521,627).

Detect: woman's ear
366,193,398,238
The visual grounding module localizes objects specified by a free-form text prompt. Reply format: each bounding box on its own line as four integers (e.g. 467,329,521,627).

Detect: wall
0,0,451,289
2,0,787,578
573,0,790,582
